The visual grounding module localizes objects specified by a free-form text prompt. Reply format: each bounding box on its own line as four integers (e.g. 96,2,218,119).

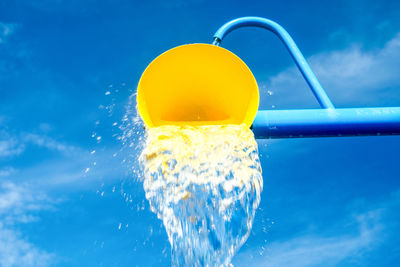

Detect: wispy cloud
262,32,400,108
10,144,127,189
0,126,93,266
0,167,16,177
0,124,128,266
235,210,382,267
0,181,56,224
0,223,54,267
0,182,56,266
261,211,381,267
0,120,127,189
0,137,25,157
22,133,77,154
0,22,16,44
235,190,400,266
0,129,78,159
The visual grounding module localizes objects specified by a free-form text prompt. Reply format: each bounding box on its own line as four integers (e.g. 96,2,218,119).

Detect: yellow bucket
137,43,259,128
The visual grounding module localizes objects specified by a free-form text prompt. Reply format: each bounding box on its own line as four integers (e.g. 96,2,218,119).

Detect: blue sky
1,0,400,266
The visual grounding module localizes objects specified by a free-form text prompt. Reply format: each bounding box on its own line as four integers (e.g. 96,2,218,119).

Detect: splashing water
139,124,263,266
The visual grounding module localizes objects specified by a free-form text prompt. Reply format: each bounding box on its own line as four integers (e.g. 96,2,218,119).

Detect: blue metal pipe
213,17,400,139
252,107,400,138
213,16,335,109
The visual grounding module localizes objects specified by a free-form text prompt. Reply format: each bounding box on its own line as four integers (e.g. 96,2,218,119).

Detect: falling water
139,124,263,266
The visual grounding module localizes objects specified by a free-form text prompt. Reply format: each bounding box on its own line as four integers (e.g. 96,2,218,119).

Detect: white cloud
0,138,25,157
0,130,125,266
20,145,125,188
0,167,16,177
0,181,55,224
0,125,125,188
0,129,78,158
265,212,381,266
22,133,76,154
0,223,54,267
0,22,16,44
234,208,383,267
234,190,400,267
0,182,56,266
262,33,400,108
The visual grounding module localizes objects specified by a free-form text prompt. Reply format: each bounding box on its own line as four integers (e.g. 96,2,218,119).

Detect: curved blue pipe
213,16,335,109
213,17,400,138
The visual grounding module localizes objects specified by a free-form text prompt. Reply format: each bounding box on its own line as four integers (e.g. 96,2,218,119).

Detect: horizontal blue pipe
252,107,400,138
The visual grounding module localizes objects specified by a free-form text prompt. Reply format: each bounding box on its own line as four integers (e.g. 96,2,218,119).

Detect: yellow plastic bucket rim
136,43,259,128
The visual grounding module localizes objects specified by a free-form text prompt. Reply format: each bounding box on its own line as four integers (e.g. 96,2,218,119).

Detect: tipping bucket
136,17,400,138
136,43,259,128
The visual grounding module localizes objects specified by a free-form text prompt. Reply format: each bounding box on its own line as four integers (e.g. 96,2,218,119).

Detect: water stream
139,124,263,266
